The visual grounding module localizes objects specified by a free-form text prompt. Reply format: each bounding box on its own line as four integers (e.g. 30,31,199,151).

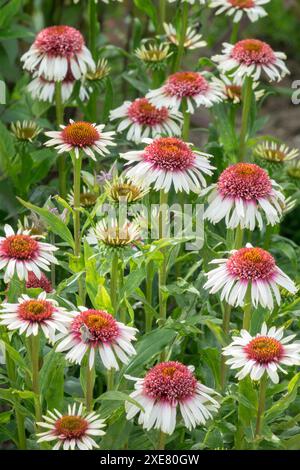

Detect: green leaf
17,197,75,249
40,350,65,410
266,373,300,423
97,391,144,411
124,327,177,375
133,0,158,29
0,340,31,377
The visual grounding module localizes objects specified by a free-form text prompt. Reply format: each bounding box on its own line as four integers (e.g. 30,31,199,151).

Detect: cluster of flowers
2,0,300,451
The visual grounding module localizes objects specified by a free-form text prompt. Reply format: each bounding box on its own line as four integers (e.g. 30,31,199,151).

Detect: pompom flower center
165,72,209,98
218,163,272,200
54,415,88,439
231,39,276,65
61,122,99,147
72,309,119,344
1,235,39,260
229,0,254,8
143,137,195,172
143,361,197,403
128,98,169,126
35,26,84,57
18,300,54,322
245,336,283,364
227,247,276,281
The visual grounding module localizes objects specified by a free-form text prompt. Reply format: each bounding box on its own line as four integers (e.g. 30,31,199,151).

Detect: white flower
28,74,88,103
125,361,220,435
254,141,300,164
212,74,264,104
147,71,224,114
0,291,71,340
86,218,142,248
223,323,300,384
120,137,215,194
56,307,137,370
0,224,58,283
203,244,297,310
44,119,116,160
21,25,95,82
204,162,285,230
37,403,106,450
163,23,207,50
210,0,270,23
213,39,289,82
110,97,182,144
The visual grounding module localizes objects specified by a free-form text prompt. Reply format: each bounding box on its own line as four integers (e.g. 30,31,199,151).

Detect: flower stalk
255,373,267,438
238,76,253,162
173,1,189,72
55,81,67,198
72,152,85,303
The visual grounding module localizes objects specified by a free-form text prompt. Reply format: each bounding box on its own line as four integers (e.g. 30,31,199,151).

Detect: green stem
172,1,189,72
107,368,115,391
31,334,42,424
238,76,253,162
230,22,239,44
55,82,67,198
242,288,252,330
220,302,232,391
88,0,98,121
234,225,244,249
49,232,56,289
159,190,168,361
145,261,154,333
73,153,85,303
15,411,26,449
157,430,167,450
110,251,119,315
182,100,190,141
158,0,166,34
263,224,273,250
85,361,95,411
255,374,267,438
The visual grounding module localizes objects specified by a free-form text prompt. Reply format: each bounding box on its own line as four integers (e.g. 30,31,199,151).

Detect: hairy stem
55,82,67,198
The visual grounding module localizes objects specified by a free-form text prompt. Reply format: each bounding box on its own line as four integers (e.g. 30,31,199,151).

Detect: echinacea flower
56,307,137,369
213,75,264,104
121,137,215,194
209,0,270,23
26,271,53,293
110,97,183,143
37,403,106,450
0,292,70,339
163,23,207,50
11,120,42,142
21,25,95,81
223,323,300,383
204,244,297,310
135,43,172,70
85,58,111,81
147,71,224,114
67,186,99,209
125,361,220,435
27,72,89,103
254,141,300,164
213,39,289,82
86,219,142,249
44,119,116,160
204,163,285,230
105,176,150,203
0,224,58,283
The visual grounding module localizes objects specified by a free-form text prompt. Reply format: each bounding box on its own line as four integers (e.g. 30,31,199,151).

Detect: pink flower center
128,98,169,126
218,163,272,200
227,247,276,281
71,309,119,345
231,39,276,66
143,361,197,404
26,272,53,293
18,300,54,322
229,0,254,8
35,25,84,58
61,122,100,147
244,336,283,364
54,415,88,439
143,137,195,172
1,235,39,260
165,72,209,98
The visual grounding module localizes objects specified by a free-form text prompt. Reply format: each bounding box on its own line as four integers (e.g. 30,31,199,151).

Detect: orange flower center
245,336,283,364
1,235,38,260
62,122,99,147
55,415,88,439
18,300,54,322
229,0,254,8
